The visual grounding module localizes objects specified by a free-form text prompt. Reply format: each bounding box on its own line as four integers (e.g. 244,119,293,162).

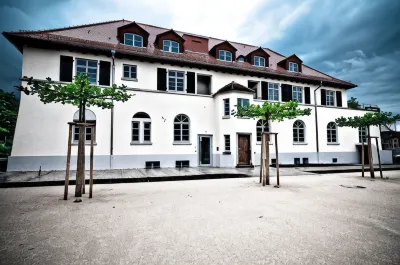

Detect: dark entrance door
238,134,250,165
199,136,212,166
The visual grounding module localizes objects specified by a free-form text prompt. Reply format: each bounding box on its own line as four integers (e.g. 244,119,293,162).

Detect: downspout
110,49,116,169
314,81,323,164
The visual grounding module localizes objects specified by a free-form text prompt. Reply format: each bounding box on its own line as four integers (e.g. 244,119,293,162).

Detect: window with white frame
237,57,245,62
163,40,179,53
256,119,269,142
268,83,279,101
76,58,97,84
254,56,265,67
223,98,230,116
132,112,151,143
72,109,96,144
124,33,143,47
292,86,303,103
289,62,299,72
327,122,338,143
358,127,367,143
174,114,190,142
237,98,249,107
123,64,137,80
219,50,232,62
224,135,231,151
293,120,305,143
326,90,335,106
168,70,184,92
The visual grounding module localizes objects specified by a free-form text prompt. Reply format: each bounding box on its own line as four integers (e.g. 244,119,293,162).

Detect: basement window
197,74,211,95
294,158,300,166
332,158,338,163
302,158,309,165
145,161,160,169
176,160,190,168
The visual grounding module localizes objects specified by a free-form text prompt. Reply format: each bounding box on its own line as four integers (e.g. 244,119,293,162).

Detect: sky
0,0,399,118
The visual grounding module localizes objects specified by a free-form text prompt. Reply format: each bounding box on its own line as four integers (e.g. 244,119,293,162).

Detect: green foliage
0,89,19,157
347,97,360,109
17,74,132,109
335,112,400,128
232,100,312,121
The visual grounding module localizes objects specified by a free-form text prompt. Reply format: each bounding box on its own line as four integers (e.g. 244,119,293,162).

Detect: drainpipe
314,81,323,164
110,49,116,169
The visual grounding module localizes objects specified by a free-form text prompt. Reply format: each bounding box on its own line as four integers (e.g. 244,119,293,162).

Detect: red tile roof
213,81,255,96
2,19,356,88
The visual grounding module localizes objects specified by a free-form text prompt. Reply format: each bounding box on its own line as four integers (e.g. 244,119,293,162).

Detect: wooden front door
238,134,250,165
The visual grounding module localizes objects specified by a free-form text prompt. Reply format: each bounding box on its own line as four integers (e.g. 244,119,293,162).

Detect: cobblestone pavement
0,171,399,264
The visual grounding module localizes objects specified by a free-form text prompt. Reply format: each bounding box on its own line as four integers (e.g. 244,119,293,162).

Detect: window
268,83,279,101
254,56,265,67
238,57,245,62
132,112,151,144
326,90,335,106
292,86,303,103
256,119,269,142
76,59,97,84
176,160,190,168
327,122,338,143
72,109,96,144
163,40,179,53
237,98,249,107
293,120,305,143
289,62,299,72
123,64,137,80
223,98,230,116
174,114,190,142
168,71,185,92
145,161,160,169
358,127,367,143
124,33,143,47
219,50,232,62
224,135,231,151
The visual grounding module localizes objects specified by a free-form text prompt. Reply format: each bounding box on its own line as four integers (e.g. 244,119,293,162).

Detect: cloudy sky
1,0,399,116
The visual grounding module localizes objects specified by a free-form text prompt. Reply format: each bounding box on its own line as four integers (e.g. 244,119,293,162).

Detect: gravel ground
0,171,399,265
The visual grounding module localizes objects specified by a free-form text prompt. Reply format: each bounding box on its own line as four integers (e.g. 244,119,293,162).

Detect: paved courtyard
0,171,399,264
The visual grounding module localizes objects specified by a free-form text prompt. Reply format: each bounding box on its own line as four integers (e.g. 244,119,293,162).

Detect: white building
3,20,392,171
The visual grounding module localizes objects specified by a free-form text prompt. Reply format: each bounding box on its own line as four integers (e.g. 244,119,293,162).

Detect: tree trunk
75,103,85,197
265,113,270,185
367,126,375,178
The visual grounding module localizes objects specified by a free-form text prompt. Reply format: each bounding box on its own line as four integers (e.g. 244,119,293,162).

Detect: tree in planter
17,74,132,196
335,111,400,178
0,89,19,157
233,101,312,186
347,97,361,109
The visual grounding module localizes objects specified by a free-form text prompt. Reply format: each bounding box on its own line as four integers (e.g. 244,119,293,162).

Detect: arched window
174,114,190,142
132,112,151,143
73,109,96,144
327,122,338,143
124,33,143,47
256,119,269,142
358,127,367,143
293,120,305,143
163,40,179,53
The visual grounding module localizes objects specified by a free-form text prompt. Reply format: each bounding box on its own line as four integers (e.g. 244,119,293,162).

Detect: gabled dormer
117,22,150,48
236,55,246,63
209,41,237,62
278,54,303,73
245,47,270,67
154,29,185,53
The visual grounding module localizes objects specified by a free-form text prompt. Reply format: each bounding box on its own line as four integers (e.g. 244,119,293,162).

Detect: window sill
173,142,192,145
256,142,273,145
293,142,308,145
72,142,97,146
222,115,230,119
237,117,250,119
327,143,340,145
222,151,231,155
121,77,138,82
130,142,152,145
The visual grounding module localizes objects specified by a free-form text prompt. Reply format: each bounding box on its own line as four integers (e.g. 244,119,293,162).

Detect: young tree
0,89,19,157
17,74,132,196
347,97,360,109
335,111,400,178
233,101,312,186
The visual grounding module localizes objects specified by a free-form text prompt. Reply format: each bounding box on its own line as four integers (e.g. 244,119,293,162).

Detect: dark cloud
258,0,400,114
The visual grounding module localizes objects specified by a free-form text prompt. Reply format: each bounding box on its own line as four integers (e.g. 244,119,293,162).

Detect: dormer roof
245,47,270,66
117,21,150,46
278,54,303,72
213,81,254,97
154,29,185,45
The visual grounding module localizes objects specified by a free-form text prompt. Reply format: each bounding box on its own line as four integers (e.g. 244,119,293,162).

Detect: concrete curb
0,173,251,188
305,167,400,174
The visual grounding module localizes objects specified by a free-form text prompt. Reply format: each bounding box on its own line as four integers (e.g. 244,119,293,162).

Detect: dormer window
238,57,245,63
289,62,299,72
219,50,232,62
254,56,265,67
163,40,179,53
124,33,143,47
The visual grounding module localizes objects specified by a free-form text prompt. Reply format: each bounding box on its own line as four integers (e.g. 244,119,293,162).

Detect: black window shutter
261,81,268,100
304,87,311,104
321,89,326,105
336,91,342,107
187,72,195,94
248,81,257,99
59,55,73,82
281,84,292,102
99,61,111,86
157,68,167,91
